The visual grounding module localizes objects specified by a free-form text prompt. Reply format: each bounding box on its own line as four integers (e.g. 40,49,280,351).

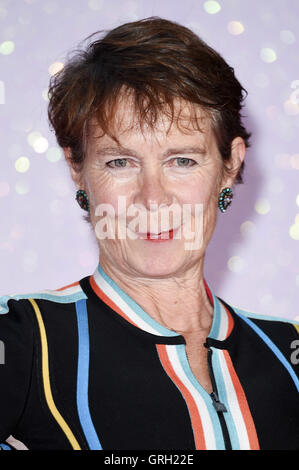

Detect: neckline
86,262,234,345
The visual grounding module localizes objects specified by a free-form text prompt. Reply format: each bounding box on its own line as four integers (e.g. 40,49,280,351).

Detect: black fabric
0,279,298,450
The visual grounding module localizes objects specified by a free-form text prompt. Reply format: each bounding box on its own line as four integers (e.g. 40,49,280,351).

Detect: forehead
87,92,212,148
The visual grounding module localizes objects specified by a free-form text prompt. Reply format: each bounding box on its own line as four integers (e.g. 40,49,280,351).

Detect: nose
134,171,173,211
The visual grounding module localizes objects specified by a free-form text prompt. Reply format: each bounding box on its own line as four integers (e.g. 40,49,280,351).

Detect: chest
184,340,213,394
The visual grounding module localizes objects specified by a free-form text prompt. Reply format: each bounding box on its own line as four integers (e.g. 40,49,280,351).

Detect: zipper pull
210,391,227,413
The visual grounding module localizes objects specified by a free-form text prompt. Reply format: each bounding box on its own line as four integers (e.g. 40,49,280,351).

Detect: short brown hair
48,16,251,218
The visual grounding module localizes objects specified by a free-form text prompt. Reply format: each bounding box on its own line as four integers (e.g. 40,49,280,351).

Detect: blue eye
106,158,128,168
175,158,196,167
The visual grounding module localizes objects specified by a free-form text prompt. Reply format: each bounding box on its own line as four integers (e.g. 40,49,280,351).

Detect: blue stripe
208,291,221,340
211,348,240,450
75,299,102,450
235,312,299,393
175,344,225,449
0,443,11,450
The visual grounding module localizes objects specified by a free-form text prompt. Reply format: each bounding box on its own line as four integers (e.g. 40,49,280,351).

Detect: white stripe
35,284,83,297
93,269,162,336
217,349,250,449
6,435,28,450
217,300,229,341
166,345,217,450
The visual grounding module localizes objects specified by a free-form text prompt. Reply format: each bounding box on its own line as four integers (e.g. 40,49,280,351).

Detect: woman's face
67,97,244,279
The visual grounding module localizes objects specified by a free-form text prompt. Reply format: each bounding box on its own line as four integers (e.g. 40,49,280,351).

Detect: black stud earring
76,189,90,212
218,187,233,213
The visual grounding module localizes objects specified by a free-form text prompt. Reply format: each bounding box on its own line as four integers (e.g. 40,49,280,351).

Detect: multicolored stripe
211,348,260,449
90,264,233,340
156,343,225,449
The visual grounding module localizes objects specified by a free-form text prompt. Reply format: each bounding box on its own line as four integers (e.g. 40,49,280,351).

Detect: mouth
138,227,179,241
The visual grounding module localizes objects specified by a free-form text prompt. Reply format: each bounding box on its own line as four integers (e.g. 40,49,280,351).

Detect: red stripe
203,278,214,307
56,281,79,291
222,350,260,449
156,344,207,450
89,276,139,328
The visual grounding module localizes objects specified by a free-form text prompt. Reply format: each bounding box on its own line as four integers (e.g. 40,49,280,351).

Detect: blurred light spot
227,256,245,273
0,181,10,197
296,194,299,207
0,40,15,55
46,147,62,162
268,176,284,194
79,251,95,268
289,224,299,240
227,21,244,35
21,250,38,273
15,180,30,195
50,199,64,215
290,154,299,170
253,73,269,88
48,62,64,76
10,224,25,240
33,137,48,153
284,99,299,116
295,214,299,225
204,1,221,14
88,0,104,10
27,131,42,147
15,156,30,173
240,220,255,237
280,30,295,45
260,47,277,63
260,293,273,307
0,80,5,104
42,88,50,101
255,198,270,215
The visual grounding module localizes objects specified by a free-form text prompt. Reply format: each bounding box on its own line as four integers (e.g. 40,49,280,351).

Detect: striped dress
0,262,298,450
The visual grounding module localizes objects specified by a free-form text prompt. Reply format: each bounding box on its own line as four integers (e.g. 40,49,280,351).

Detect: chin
128,254,183,278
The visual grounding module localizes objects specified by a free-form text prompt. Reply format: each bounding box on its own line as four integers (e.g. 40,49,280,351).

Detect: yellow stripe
293,324,299,335
28,298,81,450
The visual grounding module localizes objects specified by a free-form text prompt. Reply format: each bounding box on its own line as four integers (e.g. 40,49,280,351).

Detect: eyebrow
95,145,207,159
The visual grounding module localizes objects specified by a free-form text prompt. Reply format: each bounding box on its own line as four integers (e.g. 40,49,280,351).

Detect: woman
0,17,298,451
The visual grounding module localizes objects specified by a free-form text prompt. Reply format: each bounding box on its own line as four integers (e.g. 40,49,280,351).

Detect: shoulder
231,303,299,334
230,303,299,365
0,280,87,316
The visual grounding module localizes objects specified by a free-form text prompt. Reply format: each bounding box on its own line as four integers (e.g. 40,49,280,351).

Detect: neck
99,258,214,335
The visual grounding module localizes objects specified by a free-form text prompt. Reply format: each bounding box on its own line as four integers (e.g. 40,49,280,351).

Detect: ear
220,137,246,189
63,147,84,190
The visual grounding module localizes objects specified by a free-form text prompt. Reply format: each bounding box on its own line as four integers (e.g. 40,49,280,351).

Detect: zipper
205,343,232,450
